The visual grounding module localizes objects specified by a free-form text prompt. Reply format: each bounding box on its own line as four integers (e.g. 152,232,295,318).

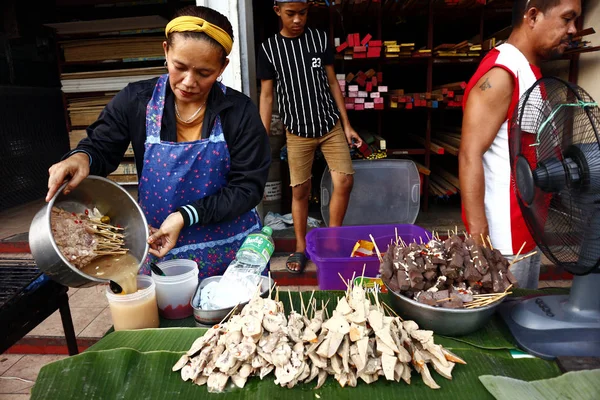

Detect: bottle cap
261,226,273,236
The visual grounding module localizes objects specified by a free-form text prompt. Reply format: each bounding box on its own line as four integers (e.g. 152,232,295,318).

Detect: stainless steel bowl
385,280,503,336
191,275,273,327
29,176,149,288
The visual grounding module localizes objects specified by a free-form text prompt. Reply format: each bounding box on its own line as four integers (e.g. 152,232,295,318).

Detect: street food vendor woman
45,6,271,279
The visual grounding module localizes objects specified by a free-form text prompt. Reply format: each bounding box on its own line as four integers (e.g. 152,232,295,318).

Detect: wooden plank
412,161,430,176
408,133,444,155
431,139,459,156
433,81,467,91
429,181,444,197
429,179,451,196
431,174,457,194
573,27,596,38
434,133,461,148
434,169,460,190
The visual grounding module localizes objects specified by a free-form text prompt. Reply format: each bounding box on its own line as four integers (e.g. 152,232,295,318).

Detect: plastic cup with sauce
106,275,159,331
152,259,199,319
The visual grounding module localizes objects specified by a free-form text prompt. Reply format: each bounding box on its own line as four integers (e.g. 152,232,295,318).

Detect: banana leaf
32,327,561,400
479,369,600,400
136,291,517,349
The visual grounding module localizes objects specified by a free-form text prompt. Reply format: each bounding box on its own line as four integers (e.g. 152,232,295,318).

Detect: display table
30,289,567,400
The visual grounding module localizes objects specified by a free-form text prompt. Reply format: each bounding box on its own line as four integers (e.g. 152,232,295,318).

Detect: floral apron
138,75,261,279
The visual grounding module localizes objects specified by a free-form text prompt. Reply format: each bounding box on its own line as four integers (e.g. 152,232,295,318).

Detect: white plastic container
152,259,199,319
105,275,159,331
321,159,420,226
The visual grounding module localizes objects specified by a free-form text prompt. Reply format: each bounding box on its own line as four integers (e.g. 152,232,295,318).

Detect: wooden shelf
433,57,481,64
386,148,427,156
562,46,600,56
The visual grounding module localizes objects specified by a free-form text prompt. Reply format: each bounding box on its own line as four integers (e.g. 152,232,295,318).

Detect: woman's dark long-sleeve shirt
69,77,271,227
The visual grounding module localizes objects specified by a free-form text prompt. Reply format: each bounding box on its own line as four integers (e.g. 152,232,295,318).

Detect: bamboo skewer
268,272,273,299
487,235,494,250
288,290,294,313
509,242,527,268
361,264,366,286
299,291,306,317
512,251,538,264
369,234,383,262
465,284,514,308
306,290,315,319
338,272,350,290
219,303,239,325
381,301,402,321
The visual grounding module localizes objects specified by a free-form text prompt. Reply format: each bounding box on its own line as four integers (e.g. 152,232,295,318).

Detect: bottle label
238,234,274,264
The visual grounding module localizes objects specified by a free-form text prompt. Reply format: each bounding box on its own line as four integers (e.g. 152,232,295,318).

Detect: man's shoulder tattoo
479,77,491,91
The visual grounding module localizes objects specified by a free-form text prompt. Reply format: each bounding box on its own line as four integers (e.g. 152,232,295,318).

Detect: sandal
286,252,307,274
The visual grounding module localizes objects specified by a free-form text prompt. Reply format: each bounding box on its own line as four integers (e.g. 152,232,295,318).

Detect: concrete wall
578,0,600,101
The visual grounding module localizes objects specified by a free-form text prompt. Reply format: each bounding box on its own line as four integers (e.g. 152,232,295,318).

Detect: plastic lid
261,226,273,236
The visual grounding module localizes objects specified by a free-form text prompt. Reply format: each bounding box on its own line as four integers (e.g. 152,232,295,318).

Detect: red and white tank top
462,43,541,256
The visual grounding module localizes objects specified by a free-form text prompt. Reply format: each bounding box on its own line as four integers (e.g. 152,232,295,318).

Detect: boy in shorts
258,0,362,273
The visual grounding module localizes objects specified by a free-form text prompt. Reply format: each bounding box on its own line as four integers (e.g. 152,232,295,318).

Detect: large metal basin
29,176,149,288
191,275,272,327
385,280,503,336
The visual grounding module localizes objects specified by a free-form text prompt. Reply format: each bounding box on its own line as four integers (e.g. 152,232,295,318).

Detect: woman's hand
147,212,185,258
344,126,363,148
46,152,90,202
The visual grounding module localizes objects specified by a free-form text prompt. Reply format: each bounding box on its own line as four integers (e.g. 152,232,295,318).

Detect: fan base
499,274,600,359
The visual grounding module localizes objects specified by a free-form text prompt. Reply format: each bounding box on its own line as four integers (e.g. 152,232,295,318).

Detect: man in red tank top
459,0,581,288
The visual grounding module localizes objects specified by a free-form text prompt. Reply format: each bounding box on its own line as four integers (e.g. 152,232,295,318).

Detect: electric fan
498,76,600,359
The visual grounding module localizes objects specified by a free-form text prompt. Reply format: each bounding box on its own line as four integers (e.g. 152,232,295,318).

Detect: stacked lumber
60,36,164,63
67,93,115,127
61,66,164,93
432,127,461,156
64,67,163,128
335,33,382,59
68,129,133,158
386,81,465,110
431,81,466,108
44,15,167,36
68,129,136,184
407,134,444,155
429,172,459,198
434,42,481,57
384,41,415,58
340,70,387,110
565,28,597,54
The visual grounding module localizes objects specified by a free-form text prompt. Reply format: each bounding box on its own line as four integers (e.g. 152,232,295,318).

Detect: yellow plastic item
350,240,375,257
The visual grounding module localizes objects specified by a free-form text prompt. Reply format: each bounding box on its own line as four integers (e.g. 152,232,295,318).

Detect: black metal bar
58,291,79,355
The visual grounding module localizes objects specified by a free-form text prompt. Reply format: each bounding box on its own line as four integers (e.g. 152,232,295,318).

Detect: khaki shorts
286,121,354,187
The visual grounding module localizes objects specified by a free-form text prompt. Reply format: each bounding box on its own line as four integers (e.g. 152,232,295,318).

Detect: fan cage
509,77,600,274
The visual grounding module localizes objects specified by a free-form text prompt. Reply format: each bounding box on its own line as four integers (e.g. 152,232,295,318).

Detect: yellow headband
165,16,233,56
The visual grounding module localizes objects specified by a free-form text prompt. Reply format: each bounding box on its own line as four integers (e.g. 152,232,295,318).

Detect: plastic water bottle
200,227,274,309
223,226,275,280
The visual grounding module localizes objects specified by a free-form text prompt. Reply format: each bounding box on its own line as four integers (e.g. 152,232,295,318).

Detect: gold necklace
175,101,205,123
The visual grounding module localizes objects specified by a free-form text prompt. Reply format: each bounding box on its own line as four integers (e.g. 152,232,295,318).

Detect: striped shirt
258,28,340,138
